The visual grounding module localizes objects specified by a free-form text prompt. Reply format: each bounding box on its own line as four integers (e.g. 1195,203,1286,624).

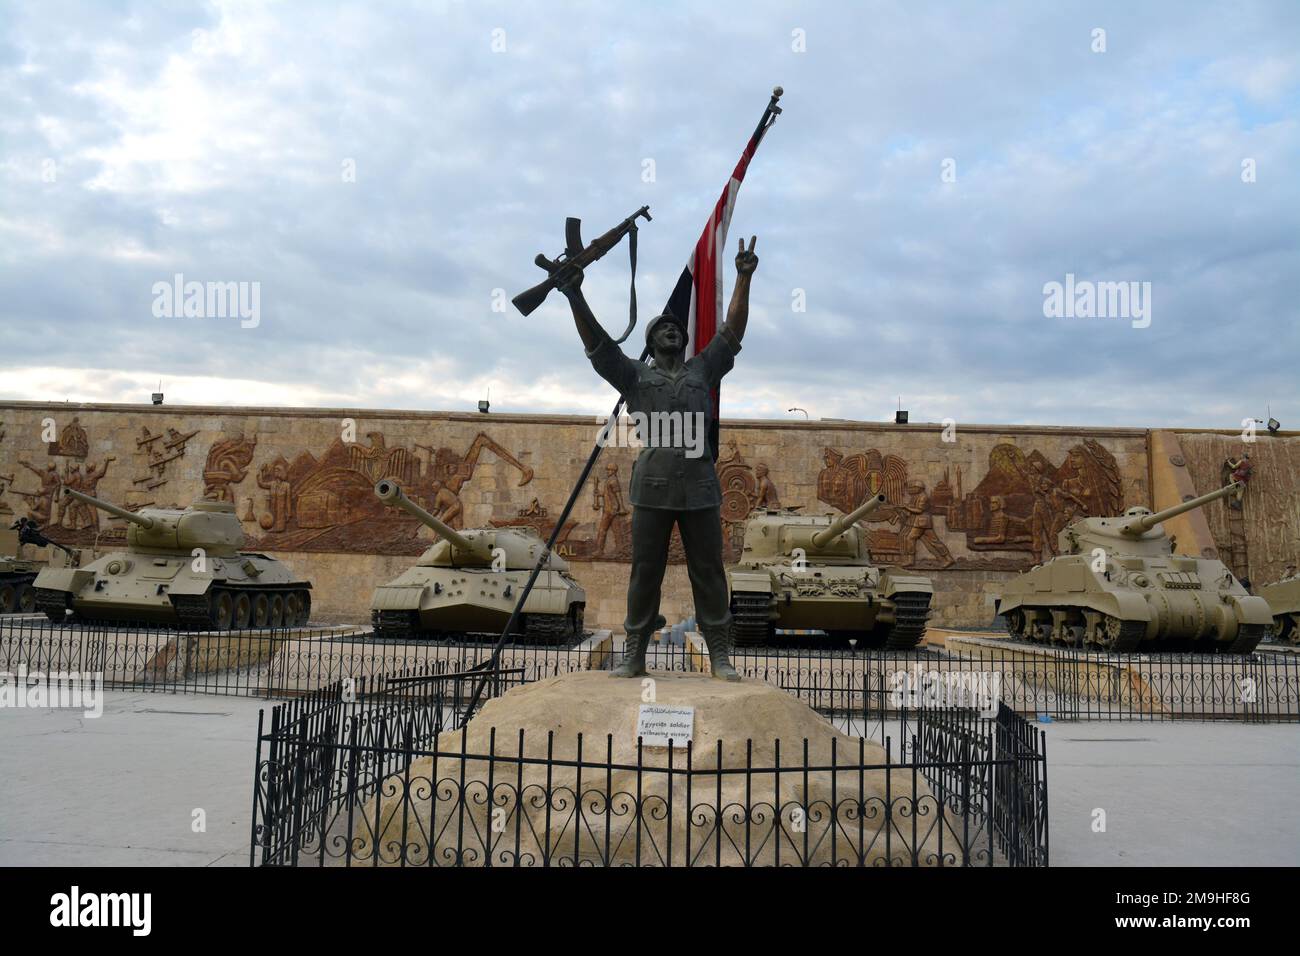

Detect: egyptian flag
660,88,782,460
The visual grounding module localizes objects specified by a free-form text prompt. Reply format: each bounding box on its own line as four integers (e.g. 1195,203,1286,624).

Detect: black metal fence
3,618,1297,723
250,677,1049,868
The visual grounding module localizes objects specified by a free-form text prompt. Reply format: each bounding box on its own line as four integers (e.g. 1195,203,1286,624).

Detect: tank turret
374,479,477,554
811,494,886,549
1061,482,1243,558
1118,482,1243,536
64,488,244,556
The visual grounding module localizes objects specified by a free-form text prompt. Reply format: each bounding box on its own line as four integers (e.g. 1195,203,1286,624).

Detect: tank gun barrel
63,488,154,529
811,493,886,548
374,480,477,552
1120,481,1241,535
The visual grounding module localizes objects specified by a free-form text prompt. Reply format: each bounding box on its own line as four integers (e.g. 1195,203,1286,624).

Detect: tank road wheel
284,592,303,627
294,591,311,626
16,585,36,614
1052,611,1085,647
0,584,15,614
1278,614,1299,645
1026,612,1053,644
252,593,271,628
210,590,235,631
232,593,252,629
268,593,285,628
1003,608,1026,639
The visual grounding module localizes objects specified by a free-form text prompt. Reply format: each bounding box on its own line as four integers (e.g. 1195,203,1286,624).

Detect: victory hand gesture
735,235,759,275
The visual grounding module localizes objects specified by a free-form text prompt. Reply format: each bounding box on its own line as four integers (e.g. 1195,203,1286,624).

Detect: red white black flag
660,88,782,458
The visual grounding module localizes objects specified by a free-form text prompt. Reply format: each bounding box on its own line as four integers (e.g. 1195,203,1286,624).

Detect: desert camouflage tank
995,481,1271,653
2,519,82,614
33,489,312,629
370,479,586,642
727,494,934,649
1258,573,1300,644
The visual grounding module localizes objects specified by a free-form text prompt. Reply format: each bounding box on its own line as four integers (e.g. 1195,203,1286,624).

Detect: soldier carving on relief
592,461,628,556
257,461,292,532
752,462,781,510
18,459,61,525
897,480,955,568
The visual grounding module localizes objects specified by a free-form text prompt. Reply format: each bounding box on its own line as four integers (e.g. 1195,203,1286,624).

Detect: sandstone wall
1174,430,1300,588
0,401,1170,629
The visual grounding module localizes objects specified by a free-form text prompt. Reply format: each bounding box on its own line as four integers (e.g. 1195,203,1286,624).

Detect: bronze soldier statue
557,236,760,680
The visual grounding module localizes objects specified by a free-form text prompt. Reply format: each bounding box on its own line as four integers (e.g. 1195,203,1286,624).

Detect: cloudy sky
1,0,1296,429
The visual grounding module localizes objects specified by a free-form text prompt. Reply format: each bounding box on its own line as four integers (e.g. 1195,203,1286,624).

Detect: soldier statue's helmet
645,312,688,347
905,480,925,492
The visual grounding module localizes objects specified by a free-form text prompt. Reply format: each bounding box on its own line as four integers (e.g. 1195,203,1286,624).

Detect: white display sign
635,704,695,748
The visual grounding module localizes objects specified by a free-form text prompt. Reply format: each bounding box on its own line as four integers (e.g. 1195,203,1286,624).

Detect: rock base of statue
342,670,963,867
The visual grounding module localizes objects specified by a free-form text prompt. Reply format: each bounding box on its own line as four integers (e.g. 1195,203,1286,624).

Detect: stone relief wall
1176,431,1300,588
0,402,1162,629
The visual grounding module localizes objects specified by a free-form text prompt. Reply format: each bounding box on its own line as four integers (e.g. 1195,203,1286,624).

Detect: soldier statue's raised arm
555,236,760,681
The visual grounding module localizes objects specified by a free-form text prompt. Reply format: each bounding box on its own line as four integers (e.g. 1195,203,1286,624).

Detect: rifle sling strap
612,222,638,345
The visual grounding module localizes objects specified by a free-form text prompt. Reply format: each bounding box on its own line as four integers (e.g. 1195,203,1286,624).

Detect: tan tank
3,519,88,613
1258,572,1300,644
33,489,312,629
370,480,587,642
1,524,41,613
994,482,1272,653
727,494,934,649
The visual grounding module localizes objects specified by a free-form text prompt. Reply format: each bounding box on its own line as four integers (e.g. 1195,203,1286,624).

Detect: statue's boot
704,626,741,682
612,631,650,678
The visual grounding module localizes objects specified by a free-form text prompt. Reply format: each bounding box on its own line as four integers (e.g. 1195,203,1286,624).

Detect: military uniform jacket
587,326,741,510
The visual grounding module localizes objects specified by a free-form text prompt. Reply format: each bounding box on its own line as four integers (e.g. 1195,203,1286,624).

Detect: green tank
369,479,587,642
994,481,1272,653
727,494,934,649
1,524,41,614
33,489,312,629
1258,573,1300,644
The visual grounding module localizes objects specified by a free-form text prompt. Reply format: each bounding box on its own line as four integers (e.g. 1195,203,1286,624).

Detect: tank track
524,612,579,646
1229,623,1265,655
731,592,774,647
882,592,932,650
34,587,70,623
371,608,583,645
171,594,217,631
1103,618,1146,653
372,610,421,640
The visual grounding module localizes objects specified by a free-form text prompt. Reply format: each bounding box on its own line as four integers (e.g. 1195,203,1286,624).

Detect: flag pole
461,87,784,721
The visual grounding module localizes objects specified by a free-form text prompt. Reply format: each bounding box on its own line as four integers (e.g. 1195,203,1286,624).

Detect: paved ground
0,690,267,866
1,690,1297,866
1036,720,1300,866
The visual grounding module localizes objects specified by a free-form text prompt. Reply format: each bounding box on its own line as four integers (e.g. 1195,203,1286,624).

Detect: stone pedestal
346,669,956,866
